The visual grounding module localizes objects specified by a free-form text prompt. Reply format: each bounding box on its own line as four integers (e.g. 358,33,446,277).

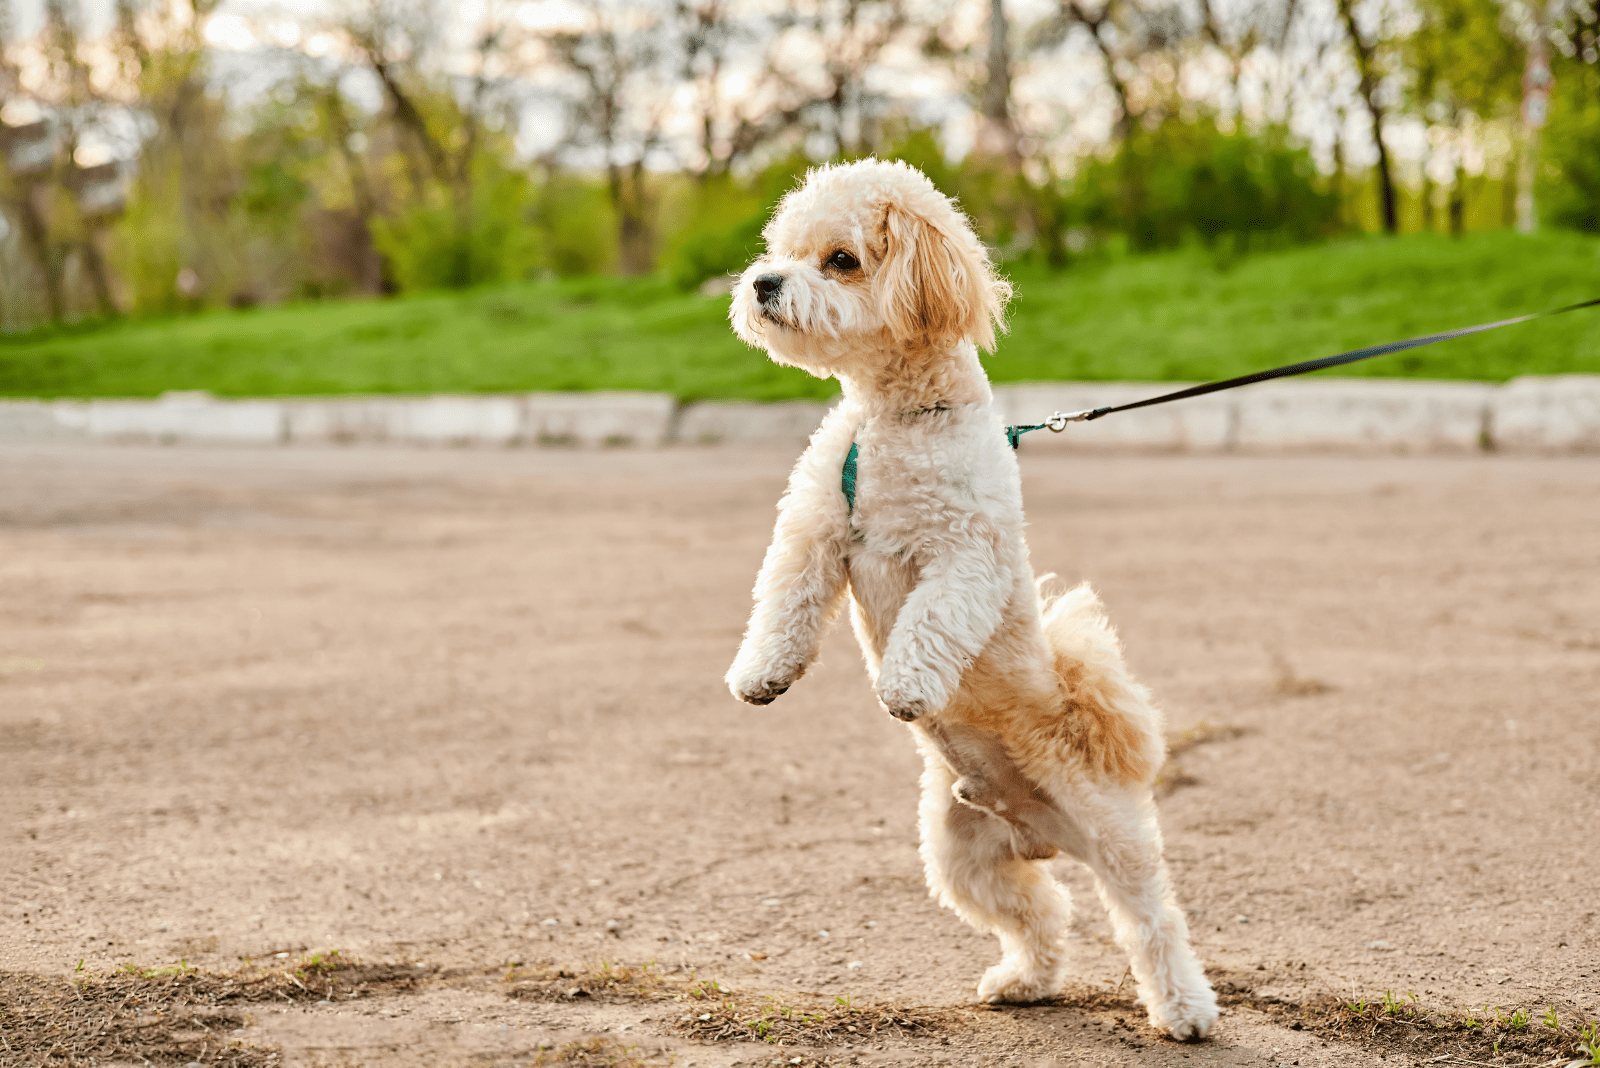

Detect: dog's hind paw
976,958,1062,1004
1147,990,1219,1042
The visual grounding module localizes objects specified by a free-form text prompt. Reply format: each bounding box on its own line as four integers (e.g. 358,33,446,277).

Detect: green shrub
371,160,541,292
1543,72,1600,233
1075,117,1341,255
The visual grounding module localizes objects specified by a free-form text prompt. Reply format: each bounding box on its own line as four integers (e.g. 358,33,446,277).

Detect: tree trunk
1336,0,1397,234
611,160,653,276
1502,147,1519,228
976,0,1018,162
15,185,65,323
1449,162,1466,237
80,230,120,317
1331,131,1346,228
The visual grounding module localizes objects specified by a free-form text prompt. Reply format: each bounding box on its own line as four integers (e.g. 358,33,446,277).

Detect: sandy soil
1,443,1597,1068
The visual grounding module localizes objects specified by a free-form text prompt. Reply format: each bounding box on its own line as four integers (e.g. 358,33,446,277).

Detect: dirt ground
1,442,1597,1068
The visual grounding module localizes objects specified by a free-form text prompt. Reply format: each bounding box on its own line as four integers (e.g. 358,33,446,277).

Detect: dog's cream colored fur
725,159,1217,1040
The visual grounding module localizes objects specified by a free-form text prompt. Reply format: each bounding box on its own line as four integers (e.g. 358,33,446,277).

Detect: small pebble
847,961,864,970
1234,915,1249,923
541,918,560,926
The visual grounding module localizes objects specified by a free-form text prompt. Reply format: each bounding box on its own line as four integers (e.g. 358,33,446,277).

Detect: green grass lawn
3,230,1598,401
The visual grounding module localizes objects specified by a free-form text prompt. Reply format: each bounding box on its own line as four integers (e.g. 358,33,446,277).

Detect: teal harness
841,422,1049,512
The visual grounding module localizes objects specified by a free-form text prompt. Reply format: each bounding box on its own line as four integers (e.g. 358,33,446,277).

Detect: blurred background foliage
1,0,1598,395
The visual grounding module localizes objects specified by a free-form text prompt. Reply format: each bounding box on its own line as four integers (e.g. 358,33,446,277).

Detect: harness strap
843,426,1028,512
842,441,859,511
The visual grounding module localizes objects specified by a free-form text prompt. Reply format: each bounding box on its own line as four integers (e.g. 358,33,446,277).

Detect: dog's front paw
731,678,791,705
726,656,799,707
874,663,947,722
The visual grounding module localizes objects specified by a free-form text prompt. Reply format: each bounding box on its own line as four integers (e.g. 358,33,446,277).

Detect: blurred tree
1543,0,1600,229
1034,0,1139,137
976,0,1020,162
340,0,531,287
1402,0,1522,235
110,0,248,311
0,0,124,322
542,0,669,275
1336,0,1400,233
781,0,911,156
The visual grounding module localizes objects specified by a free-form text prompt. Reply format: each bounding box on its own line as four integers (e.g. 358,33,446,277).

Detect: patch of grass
502,959,955,1048
674,990,952,1047
1578,1019,1600,1066
2,231,1599,401
1380,990,1417,1019
532,1036,672,1067
1212,967,1599,1067
0,953,423,1067
505,959,672,1001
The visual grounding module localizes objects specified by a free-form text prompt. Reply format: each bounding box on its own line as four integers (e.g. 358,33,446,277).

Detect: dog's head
729,159,1011,379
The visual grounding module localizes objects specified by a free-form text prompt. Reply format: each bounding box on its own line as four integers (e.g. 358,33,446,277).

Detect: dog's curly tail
1036,579,1167,786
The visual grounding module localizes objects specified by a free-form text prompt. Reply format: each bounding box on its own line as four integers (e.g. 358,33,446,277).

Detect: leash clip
1043,409,1095,432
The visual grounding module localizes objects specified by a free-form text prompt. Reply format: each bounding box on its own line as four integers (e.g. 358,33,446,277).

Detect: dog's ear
876,200,1010,352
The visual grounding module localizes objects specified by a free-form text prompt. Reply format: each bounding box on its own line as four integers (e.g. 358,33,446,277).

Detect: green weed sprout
1577,1020,1600,1067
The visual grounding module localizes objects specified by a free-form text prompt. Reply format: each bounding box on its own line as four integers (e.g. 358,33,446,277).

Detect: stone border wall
2,376,1597,452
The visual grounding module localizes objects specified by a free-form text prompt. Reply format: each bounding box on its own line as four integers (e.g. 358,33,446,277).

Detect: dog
723,158,1218,1041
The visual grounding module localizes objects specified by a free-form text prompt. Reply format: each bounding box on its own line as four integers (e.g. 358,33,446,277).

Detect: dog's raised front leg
726,474,850,706
875,534,1011,721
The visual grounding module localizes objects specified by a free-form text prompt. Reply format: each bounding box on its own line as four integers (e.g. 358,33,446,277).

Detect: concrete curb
2,378,1598,452
1231,379,1497,452
676,399,835,446
1488,375,1600,452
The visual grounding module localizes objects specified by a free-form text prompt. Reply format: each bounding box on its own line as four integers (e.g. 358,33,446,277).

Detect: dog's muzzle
754,274,784,306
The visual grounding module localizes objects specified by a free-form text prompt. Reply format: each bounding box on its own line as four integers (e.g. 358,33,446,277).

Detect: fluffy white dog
724,158,1217,1040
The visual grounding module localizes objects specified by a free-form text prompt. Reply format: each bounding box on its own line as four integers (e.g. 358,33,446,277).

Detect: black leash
847,296,1600,509
1008,295,1600,441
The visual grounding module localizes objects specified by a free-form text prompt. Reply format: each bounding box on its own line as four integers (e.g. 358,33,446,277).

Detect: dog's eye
826,250,860,271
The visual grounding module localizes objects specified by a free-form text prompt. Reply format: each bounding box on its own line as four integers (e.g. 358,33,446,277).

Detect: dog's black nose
754,274,784,304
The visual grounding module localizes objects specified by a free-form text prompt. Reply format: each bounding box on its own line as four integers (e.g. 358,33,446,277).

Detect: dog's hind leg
918,754,1073,1004
1075,788,1217,1040
925,720,1094,863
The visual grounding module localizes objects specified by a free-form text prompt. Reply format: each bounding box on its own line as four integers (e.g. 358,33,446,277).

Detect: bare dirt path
1,443,1596,1068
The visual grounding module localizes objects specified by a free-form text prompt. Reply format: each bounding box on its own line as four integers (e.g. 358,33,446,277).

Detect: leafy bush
1075,117,1341,255
1543,73,1600,233
372,161,541,292
656,155,812,289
